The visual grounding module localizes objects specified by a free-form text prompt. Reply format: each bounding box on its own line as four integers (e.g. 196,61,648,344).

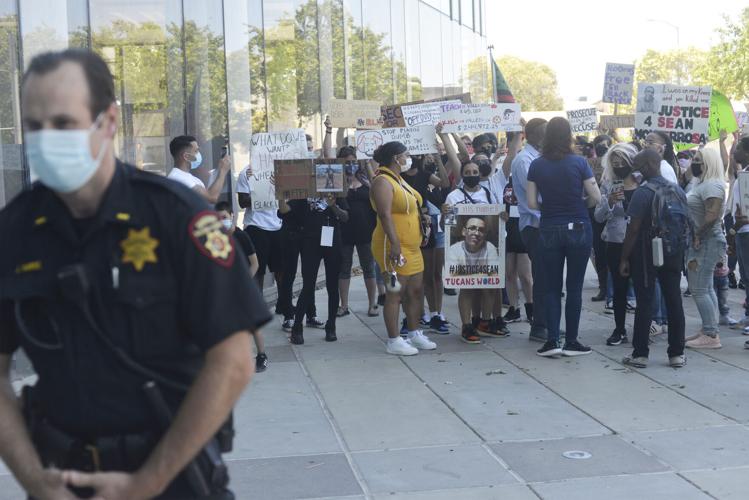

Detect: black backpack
645,182,692,257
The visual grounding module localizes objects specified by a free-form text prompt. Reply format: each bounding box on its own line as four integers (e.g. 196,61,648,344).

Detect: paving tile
353,445,517,493
371,483,538,500
403,351,609,441
305,357,479,451
264,344,297,363
531,472,711,500
296,334,391,362
491,435,668,483
496,347,729,433
227,454,362,500
681,467,749,499
229,361,341,460
625,425,749,470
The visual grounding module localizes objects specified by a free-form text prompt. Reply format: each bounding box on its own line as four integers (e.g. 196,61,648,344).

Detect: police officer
0,49,270,499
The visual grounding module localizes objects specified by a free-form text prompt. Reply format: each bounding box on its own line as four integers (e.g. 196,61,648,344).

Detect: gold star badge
120,227,159,271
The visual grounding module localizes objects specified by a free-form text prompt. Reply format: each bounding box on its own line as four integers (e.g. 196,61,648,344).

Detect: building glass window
404,0,421,101
19,0,89,67
418,3,442,99
391,0,407,103
460,0,472,30
0,0,22,207
343,0,363,100
90,0,183,174
362,0,393,103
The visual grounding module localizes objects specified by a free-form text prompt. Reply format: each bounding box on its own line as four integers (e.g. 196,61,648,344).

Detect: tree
495,56,562,111
703,7,749,100
635,48,709,87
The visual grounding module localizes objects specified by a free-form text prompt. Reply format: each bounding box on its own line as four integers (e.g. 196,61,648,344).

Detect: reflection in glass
404,0,421,101
0,0,23,207
390,0,407,103
361,0,392,103
419,4,443,99
18,0,89,67
343,0,363,100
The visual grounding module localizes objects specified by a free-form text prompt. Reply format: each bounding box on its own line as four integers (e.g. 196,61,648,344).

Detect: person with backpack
619,149,688,368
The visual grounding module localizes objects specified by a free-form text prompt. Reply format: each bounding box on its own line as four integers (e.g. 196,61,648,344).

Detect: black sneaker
562,340,592,356
377,293,386,306
444,288,457,296
729,271,738,289
429,316,450,334
604,301,614,314
683,289,692,297
524,303,533,323
537,341,562,357
606,329,628,346
306,317,326,329
503,306,521,323
255,352,268,372
290,324,304,345
282,318,294,332
325,321,337,342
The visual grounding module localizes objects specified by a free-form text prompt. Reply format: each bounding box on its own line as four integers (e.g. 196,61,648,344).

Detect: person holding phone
595,143,639,346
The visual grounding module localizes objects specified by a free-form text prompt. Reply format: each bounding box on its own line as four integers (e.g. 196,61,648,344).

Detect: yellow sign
120,227,159,271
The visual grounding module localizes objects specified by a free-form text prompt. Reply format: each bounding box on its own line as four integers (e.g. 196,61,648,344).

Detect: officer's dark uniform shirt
0,161,271,437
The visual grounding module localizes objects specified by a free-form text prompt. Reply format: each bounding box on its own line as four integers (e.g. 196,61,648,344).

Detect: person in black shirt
216,202,268,373
338,148,379,317
0,49,269,499
279,194,349,344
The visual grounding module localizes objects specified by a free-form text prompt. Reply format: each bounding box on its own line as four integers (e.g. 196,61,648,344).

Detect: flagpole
488,44,496,104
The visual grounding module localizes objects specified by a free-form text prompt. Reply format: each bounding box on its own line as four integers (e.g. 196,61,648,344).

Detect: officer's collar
34,161,141,239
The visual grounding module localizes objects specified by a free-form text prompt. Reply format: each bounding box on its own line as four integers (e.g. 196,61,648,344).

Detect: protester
729,137,749,332
620,149,687,368
280,193,349,344
167,135,232,203
371,141,437,355
527,117,601,357
683,149,727,349
595,143,639,345
511,118,548,342
590,135,612,302
502,174,533,323
643,131,679,184
338,147,379,317
216,201,268,372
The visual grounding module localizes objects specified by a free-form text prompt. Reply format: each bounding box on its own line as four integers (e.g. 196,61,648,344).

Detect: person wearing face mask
371,141,437,356
683,149,727,349
443,161,508,342
0,49,269,499
167,135,232,204
595,144,639,345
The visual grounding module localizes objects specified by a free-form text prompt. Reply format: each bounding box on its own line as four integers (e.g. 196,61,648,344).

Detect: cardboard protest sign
443,204,504,289
602,63,635,104
329,98,382,129
634,83,711,147
275,159,350,199
381,103,412,128
401,100,461,127
355,126,437,159
439,103,522,134
566,108,598,134
599,114,635,130
250,129,308,210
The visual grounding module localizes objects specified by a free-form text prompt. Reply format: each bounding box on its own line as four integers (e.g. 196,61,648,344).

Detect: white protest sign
249,129,308,210
439,103,522,133
401,100,461,127
634,83,711,146
329,98,382,129
739,172,749,218
736,112,749,136
602,63,635,104
599,114,635,130
566,108,598,134
355,126,437,160
443,204,504,289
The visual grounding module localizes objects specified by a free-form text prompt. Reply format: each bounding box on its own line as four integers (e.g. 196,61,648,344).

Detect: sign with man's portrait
443,204,504,289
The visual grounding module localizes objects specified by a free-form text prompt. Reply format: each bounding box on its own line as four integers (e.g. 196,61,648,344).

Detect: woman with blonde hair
685,148,727,349
595,143,639,345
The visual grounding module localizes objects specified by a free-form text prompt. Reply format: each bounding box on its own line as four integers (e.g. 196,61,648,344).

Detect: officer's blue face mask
25,113,109,194
189,151,202,170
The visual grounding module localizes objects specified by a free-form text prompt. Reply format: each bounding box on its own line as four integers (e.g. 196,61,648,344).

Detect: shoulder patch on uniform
120,227,159,271
189,211,235,268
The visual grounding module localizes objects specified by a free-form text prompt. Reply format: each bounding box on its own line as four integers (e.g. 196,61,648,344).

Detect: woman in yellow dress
370,141,437,355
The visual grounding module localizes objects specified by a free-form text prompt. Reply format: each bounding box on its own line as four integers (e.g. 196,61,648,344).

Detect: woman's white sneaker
386,337,419,356
408,330,437,350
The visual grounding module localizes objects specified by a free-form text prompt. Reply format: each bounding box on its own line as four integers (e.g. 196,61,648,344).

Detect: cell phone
221,138,230,158
612,179,624,192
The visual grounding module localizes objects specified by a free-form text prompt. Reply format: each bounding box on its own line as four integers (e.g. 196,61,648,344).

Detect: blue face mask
189,151,202,170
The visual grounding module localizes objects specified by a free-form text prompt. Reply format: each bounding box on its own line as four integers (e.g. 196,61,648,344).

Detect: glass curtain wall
0,0,22,206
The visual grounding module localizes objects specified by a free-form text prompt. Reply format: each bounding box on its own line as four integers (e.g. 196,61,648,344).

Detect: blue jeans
686,236,726,336
714,274,730,316
539,222,593,344
652,280,667,325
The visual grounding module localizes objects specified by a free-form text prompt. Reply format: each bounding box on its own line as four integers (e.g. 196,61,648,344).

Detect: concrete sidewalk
3,265,749,499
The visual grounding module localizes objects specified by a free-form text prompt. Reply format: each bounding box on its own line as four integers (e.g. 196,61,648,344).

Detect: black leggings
606,242,629,332
278,231,316,320
294,238,342,328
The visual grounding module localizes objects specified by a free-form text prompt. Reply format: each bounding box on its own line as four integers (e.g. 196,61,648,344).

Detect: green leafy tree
703,7,749,100
635,48,709,87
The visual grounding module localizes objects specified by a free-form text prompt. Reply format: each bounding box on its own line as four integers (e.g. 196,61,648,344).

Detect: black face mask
463,175,480,188
595,144,610,158
477,161,493,177
691,163,703,178
613,166,631,179
424,163,437,175
483,144,497,155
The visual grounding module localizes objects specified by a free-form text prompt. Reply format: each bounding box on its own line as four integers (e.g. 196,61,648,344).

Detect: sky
486,0,743,108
